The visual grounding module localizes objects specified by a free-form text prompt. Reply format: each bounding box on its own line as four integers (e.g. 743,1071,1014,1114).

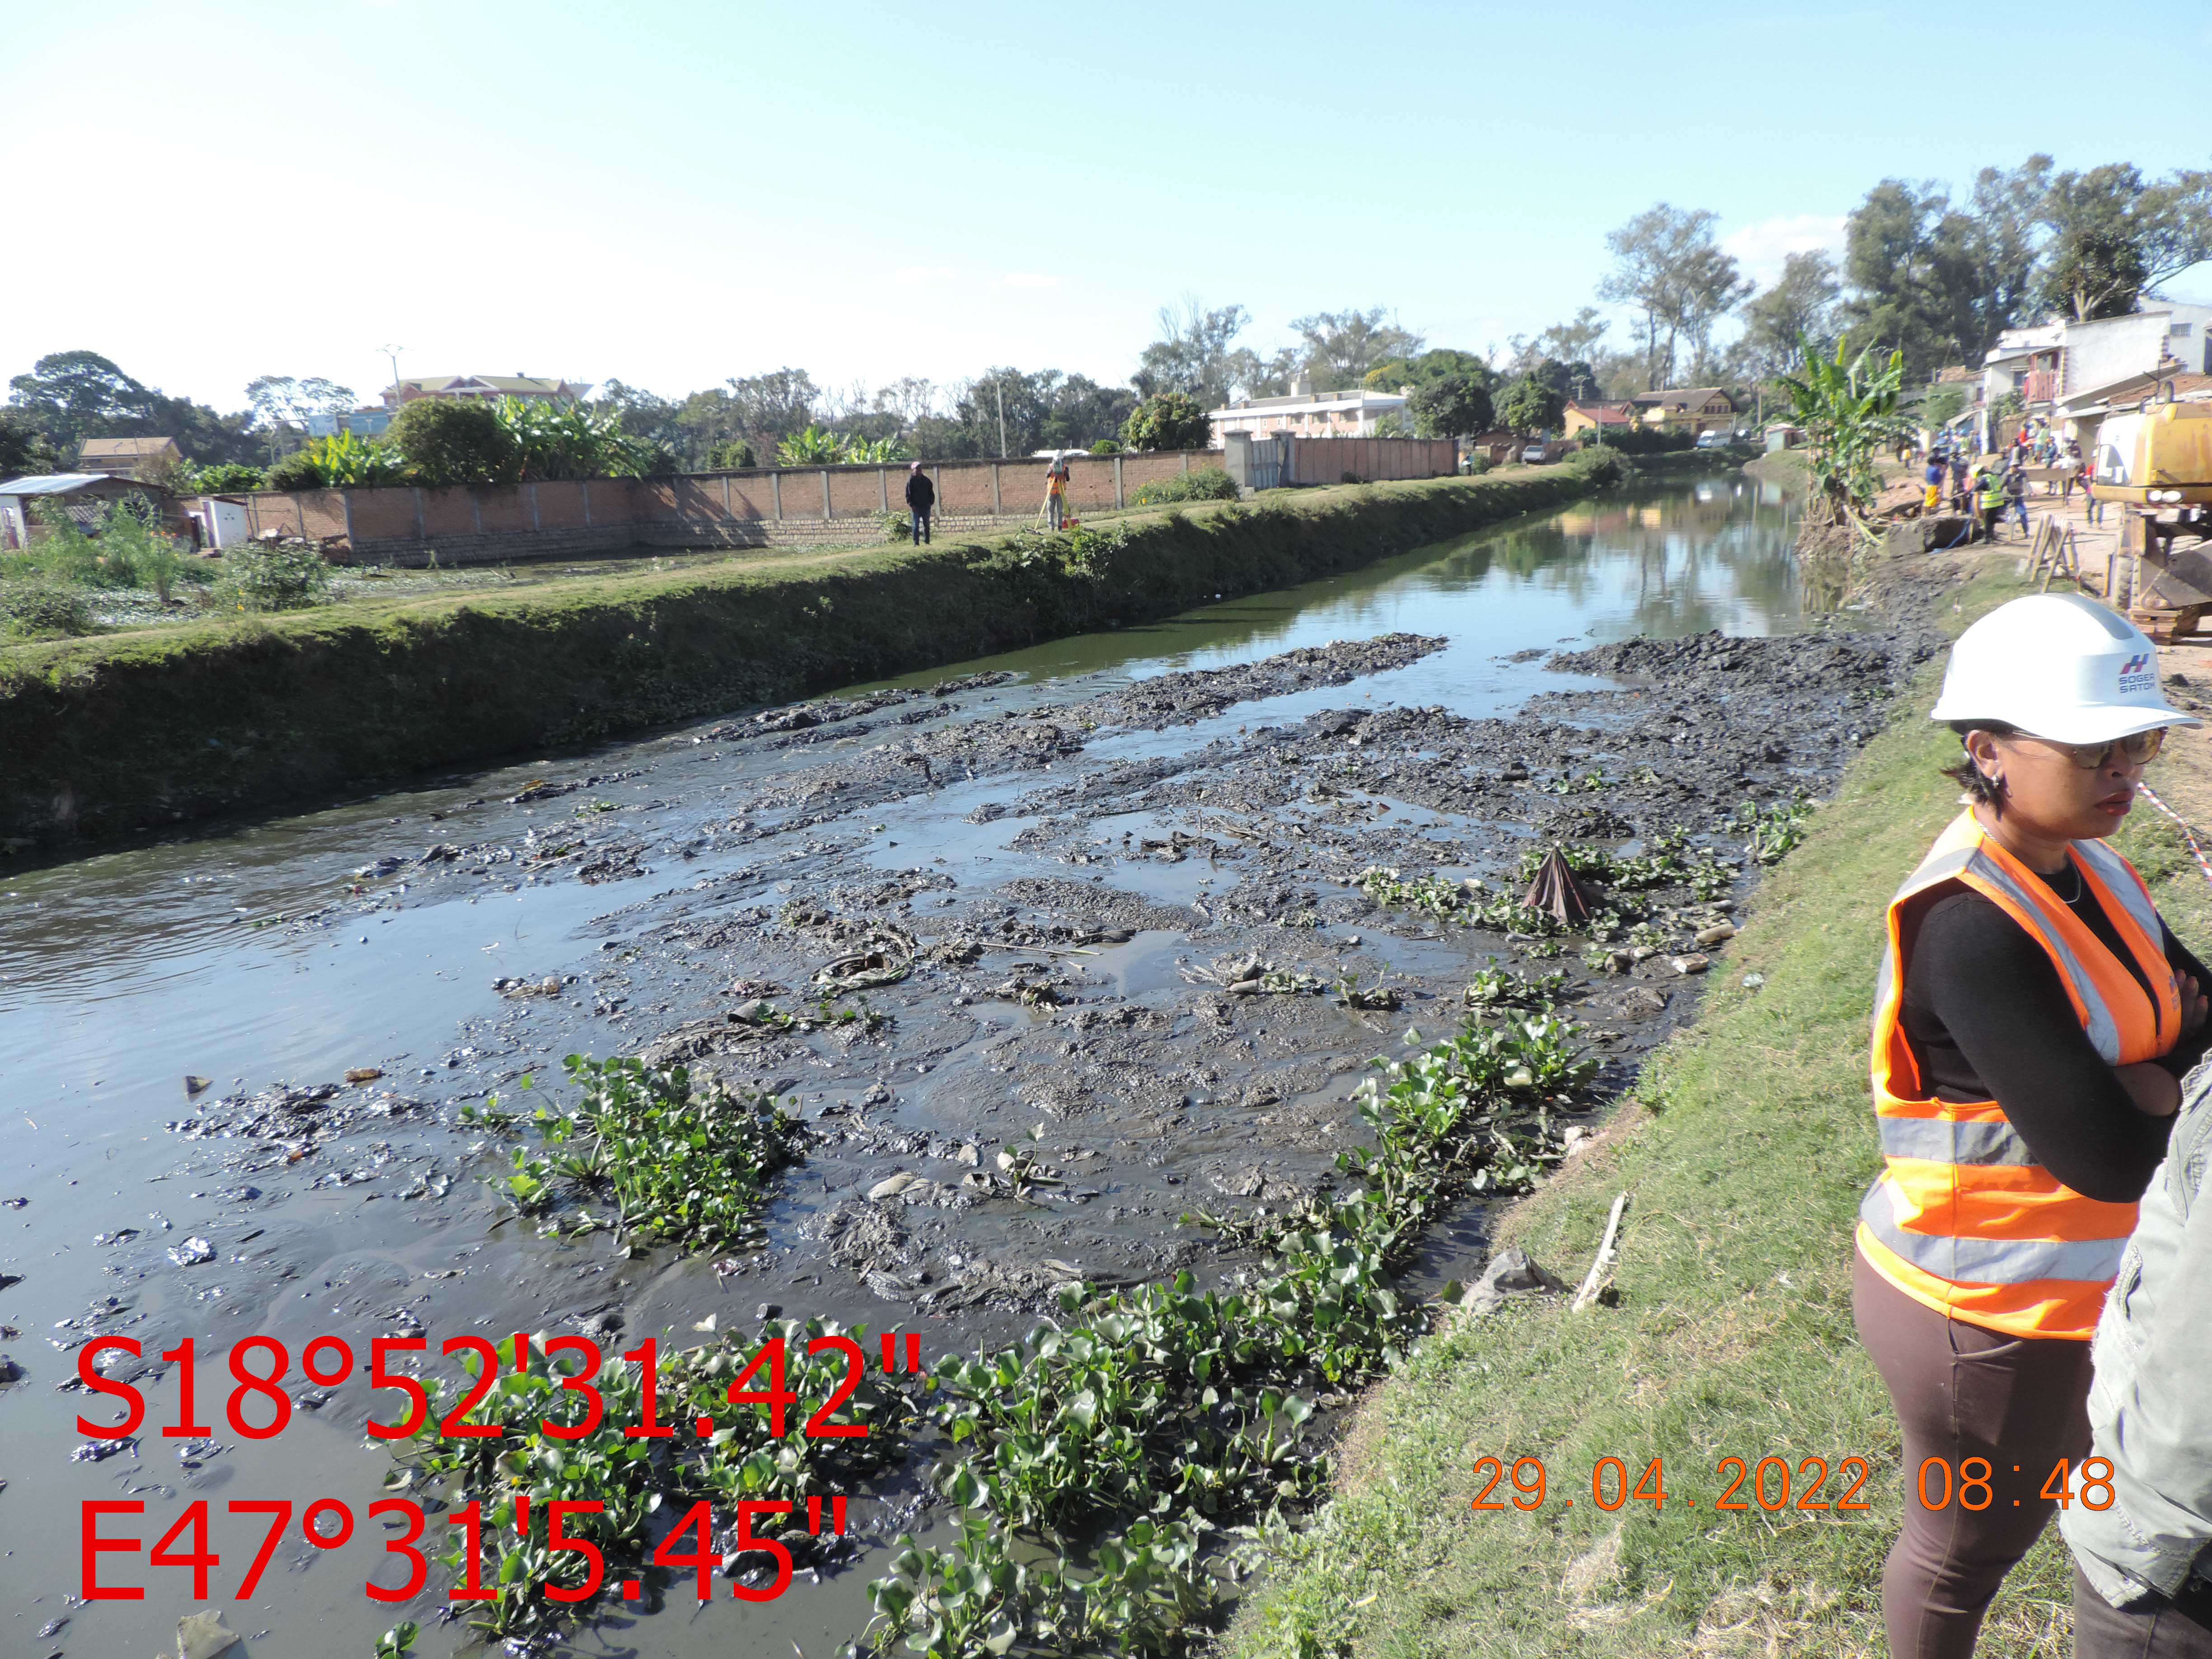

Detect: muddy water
0,476,1814,1659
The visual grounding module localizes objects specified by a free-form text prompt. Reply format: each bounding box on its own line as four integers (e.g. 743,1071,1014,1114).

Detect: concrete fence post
990,462,1002,516
413,487,426,540
339,490,356,554
821,469,833,520
878,468,889,511
721,476,732,517
1113,455,1125,509
771,472,783,521
471,491,483,534
530,483,542,530
583,480,593,528
1180,450,1191,474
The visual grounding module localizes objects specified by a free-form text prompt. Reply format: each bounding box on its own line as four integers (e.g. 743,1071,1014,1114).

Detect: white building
1207,375,1408,444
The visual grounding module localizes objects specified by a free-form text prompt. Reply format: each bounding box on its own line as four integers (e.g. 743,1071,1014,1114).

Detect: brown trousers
1852,1248,2095,1659
2074,1562,2212,1658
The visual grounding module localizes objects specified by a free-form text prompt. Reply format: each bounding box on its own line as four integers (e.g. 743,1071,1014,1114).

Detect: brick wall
203,446,1287,567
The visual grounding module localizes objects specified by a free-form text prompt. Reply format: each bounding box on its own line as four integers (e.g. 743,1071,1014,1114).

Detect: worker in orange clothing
1043,451,1071,530
1855,593,2212,1659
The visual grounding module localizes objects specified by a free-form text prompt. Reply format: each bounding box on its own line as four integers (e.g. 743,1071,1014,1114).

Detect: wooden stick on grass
1571,1192,1630,1312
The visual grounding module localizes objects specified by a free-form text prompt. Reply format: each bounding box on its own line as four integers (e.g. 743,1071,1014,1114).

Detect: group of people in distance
1921,422,2093,544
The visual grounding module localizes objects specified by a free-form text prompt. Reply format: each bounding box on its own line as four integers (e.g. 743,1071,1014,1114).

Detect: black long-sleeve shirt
1899,876,2211,1203
904,473,935,511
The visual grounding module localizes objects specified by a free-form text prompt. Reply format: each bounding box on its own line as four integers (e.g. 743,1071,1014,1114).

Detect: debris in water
167,1237,216,1266
345,1067,384,1084
183,1075,211,1096
1522,847,1593,928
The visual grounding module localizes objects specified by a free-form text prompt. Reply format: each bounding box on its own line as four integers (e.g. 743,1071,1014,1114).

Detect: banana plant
1773,333,1908,534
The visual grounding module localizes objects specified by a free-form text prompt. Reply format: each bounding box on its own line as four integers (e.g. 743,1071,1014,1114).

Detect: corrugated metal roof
0,473,116,495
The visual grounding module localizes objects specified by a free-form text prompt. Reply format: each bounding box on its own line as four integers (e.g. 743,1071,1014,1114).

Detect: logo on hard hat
2119,652,2156,693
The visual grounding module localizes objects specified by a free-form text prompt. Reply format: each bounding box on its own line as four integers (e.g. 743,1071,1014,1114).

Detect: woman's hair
1940,719,2017,806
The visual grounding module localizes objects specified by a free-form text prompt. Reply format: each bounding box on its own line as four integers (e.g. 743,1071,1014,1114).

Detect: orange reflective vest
1857,810,2180,1340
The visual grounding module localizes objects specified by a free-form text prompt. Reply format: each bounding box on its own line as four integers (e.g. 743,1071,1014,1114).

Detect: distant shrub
1120,392,1211,452
709,438,757,470
1592,427,1696,455
389,398,517,487
264,448,326,490
190,462,267,493
213,538,331,611
0,579,93,637
1088,439,1119,456
1129,467,1238,506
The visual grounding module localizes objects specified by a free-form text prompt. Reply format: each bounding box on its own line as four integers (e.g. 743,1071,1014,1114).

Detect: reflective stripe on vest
1857,809,2179,1340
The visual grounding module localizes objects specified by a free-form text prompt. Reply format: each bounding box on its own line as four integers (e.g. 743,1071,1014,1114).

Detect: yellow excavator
2090,387,2212,636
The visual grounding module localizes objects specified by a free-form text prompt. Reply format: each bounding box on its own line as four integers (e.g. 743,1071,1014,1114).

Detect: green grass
0,454,1639,847
1222,555,2212,1659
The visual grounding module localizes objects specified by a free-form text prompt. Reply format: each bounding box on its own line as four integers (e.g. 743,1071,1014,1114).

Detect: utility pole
378,344,404,405
996,381,1007,459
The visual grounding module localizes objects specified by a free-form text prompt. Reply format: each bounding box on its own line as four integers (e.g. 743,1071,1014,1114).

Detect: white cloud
1721,214,1848,292
890,264,956,285
1000,271,1058,289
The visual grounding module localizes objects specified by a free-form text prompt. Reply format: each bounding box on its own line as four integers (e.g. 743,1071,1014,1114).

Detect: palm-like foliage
492,398,665,480
1774,334,1908,531
776,423,847,465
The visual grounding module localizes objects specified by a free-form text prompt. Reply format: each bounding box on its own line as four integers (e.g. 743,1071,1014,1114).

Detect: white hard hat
1929,593,2199,742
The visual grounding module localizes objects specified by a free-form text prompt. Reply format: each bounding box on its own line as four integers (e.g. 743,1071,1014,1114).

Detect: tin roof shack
75,436,182,478
0,473,183,551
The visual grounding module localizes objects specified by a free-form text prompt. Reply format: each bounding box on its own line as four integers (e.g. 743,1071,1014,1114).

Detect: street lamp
378,344,404,404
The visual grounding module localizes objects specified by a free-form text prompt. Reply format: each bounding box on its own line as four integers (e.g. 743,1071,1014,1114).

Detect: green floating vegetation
862,1011,1599,1659
399,1318,913,1642
466,1056,806,1254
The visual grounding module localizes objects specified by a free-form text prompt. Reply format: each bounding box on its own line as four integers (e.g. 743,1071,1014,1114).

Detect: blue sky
3,0,2208,414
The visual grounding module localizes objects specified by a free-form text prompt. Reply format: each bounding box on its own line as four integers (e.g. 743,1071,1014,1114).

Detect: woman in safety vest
1856,593,2212,1659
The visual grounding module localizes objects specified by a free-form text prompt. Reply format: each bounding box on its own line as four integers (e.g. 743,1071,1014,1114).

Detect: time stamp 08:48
1470,1454,2119,1514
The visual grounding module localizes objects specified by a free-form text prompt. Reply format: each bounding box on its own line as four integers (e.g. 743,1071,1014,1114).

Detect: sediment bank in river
0,454,1634,849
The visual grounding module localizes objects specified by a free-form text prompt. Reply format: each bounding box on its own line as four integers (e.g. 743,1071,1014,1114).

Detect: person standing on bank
1856,593,2212,1659
1043,451,1071,531
904,461,934,545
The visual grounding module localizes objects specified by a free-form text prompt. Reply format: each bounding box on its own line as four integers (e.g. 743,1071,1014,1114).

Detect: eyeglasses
2017,729,2167,769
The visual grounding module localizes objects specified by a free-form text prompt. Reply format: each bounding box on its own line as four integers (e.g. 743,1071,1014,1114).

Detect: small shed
0,473,175,548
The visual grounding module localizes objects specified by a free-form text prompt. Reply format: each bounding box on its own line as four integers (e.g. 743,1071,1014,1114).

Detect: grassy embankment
0,453,1652,849
1225,555,2212,1659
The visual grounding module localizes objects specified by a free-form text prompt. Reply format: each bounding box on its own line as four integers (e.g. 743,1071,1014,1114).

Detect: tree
0,412,57,477
386,398,517,487
724,368,820,458
244,375,356,462
1739,250,1842,378
1835,175,2031,379
1134,297,1251,409
7,351,156,451
1288,308,1425,390
1919,382,1969,431
1366,347,1495,395
6,350,259,467
1495,375,1566,436
708,438,755,470
1121,392,1211,452
1598,206,1747,389
2037,163,2212,321
1407,376,1494,438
